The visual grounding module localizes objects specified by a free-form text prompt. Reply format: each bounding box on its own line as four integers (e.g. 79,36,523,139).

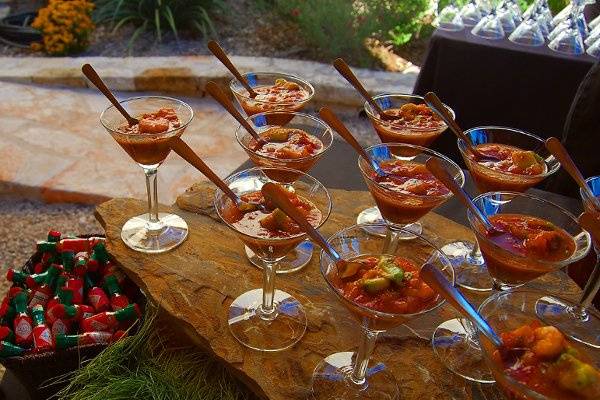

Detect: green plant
54,307,254,400
273,0,430,67
94,0,220,47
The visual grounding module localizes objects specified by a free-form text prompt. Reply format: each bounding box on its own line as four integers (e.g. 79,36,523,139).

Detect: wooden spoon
426,158,498,234
261,182,345,265
170,137,265,211
82,64,138,126
204,81,266,146
332,58,395,121
207,40,258,98
424,92,501,162
420,263,503,347
318,107,386,177
545,137,600,211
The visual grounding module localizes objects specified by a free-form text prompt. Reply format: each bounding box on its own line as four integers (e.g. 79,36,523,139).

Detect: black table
413,29,596,164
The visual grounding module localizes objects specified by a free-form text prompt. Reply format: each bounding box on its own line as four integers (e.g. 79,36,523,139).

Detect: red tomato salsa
251,79,310,105
334,255,437,314
372,160,450,197
116,107,181,135
492,321,600,400
248,127,323,159
487,214,575,262
381,103,444,129
471,144,546,176
221,189,321,239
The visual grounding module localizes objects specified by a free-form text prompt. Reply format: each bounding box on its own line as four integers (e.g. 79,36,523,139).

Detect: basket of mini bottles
0,230,144,400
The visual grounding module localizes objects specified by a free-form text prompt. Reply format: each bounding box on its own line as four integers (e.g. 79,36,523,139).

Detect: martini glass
214,167,331,351
230,72,314,125
312,223,454,399
479,289,600,400
235,111,333,274
100,96,193,253
358,143,465,248
549,13,585,55
587,38,600,57
434,0,465,31
509,16,546,46
358,94,454,237
443,126,560,292
472,7,505,39
535,175,600,348
460,0,483,27
433,192,591,383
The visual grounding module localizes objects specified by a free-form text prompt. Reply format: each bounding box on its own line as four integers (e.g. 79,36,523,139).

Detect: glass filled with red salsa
479,289,600,400
100,96,194,254
458,126,560,193
358,143,464,243
236,112,333,183
214,167,331,352
230,72,314,125
468,191,591,291
311,223,454,399
364,94,452,147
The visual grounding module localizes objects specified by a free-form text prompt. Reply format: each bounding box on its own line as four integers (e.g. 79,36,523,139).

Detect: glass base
441,241,493,292
228,289,306,352
245,241,313,274
311,351,400,399
432,318,495,383
535,296,600,348
356,207,387,237
121,213,188,253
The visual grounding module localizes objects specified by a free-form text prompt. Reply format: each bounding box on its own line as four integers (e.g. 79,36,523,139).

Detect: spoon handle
318,107,376,168
426,158,495,232
207,40,257,98
205,81,263,143
82,64,138,126
332,58,386,118
420,263,503,347
545,137,600,210
261,182,341,262
169,137,240,205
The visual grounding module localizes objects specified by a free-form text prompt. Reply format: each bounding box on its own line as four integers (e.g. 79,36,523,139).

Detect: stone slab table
95,183,582,400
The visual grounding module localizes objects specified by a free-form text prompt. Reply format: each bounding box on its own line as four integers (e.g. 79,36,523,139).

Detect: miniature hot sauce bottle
0,341,25,357
85,274,110,313
104,275,129,311
28,265,60,309
81,304,140,333
12,292,33,346
31,305,53,352
55,331,113,349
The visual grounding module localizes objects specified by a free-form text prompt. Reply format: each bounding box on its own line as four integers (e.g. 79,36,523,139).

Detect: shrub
94,0,220,47
31,0,95,56
273,0,430,67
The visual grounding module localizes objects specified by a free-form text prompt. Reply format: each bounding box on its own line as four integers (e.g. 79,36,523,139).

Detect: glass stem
575,253,600,316
383,227,403,254
260,260,277,319
350,327,379,385
469,240,481,258
144,168,161,230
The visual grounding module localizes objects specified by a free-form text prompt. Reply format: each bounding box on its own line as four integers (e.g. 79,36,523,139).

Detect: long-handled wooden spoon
426,158,498,234
424,92,500,162
204,81,266,146
545,137,600,211
420,263,503,347
332,58,395,121
170,137,265,211
82,64,138,126
207,40,258,98
318,107,386,177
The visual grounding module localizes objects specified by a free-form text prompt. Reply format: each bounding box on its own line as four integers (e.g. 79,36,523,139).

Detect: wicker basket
0,235,144,400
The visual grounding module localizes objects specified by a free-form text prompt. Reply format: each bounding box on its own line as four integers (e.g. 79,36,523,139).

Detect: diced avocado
377,258,405,285
361,277,391,294
511,150,541,170
339,261,361,279
238,202,258,212
557,353,599,393
267,128,290,142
